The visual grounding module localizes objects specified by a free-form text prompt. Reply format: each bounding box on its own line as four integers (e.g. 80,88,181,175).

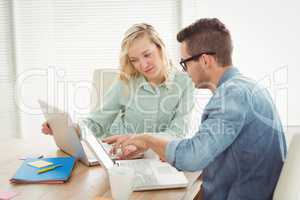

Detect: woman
42,23,194,146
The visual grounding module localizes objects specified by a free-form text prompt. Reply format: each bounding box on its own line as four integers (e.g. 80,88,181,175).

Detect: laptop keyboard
134,173,158,187
119,159,158,187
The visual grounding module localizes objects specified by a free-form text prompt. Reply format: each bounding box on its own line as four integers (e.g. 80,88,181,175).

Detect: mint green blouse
84,69,195,139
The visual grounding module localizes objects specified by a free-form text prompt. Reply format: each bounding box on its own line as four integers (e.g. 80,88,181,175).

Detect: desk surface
0,137,201,200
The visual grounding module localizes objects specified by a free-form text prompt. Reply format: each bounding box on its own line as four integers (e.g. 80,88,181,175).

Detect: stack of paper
10,157,76,184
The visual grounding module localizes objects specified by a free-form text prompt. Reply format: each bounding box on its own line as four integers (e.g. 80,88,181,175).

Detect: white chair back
90,68,119,112
273,133,300,200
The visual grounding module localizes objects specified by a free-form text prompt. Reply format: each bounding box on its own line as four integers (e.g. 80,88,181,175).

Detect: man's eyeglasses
180,52,216,72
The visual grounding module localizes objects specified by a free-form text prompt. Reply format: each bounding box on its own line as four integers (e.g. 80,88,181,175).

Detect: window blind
13,0,180,137
0,0,19,139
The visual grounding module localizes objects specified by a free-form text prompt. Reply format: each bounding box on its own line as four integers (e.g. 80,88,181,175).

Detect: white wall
195,0,300,126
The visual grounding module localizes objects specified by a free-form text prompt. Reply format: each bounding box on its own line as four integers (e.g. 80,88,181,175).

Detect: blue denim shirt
166,67,287,200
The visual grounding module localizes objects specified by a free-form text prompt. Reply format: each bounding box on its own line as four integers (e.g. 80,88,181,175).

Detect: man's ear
202,54,211,68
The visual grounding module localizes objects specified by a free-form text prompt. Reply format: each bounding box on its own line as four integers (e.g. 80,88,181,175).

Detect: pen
37,164,62,174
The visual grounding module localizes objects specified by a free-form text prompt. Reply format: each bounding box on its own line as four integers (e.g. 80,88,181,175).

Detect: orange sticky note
0,190,18,200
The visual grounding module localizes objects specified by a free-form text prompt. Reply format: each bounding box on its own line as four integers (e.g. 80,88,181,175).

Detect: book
10,157,76,184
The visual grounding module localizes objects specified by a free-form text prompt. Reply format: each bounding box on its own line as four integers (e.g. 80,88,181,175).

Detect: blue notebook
10,157,76,184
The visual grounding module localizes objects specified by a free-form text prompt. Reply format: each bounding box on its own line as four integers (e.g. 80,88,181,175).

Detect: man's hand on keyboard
102,134,144,160
119,134,169,161
102,134,132,154
119,134,150,159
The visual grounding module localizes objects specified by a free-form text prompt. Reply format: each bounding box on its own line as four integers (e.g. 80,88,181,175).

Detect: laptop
38,99,109,166
81,125,188,191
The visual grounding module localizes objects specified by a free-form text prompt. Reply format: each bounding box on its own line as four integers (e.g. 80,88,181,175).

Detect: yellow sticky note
27,160,53,168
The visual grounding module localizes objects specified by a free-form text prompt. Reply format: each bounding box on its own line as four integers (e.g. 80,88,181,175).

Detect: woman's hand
41,122,53,135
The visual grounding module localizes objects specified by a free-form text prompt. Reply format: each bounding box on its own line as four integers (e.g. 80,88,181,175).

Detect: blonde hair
119,23,172,82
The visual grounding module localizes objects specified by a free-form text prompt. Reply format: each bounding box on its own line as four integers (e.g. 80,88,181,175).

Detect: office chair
90,68,119,112
273,133,300,200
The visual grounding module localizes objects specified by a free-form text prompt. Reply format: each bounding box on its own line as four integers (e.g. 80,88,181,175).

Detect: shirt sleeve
154,76,195,139
166,85,249,171
83,80,124,138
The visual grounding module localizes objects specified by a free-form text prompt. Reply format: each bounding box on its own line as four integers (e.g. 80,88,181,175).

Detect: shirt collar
217,66,240,87
136,67,176,92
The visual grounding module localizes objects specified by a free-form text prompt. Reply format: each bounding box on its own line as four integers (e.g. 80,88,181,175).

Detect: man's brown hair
177,18,233,67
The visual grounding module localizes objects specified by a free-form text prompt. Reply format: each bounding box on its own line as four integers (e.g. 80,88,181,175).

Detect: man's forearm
144,134,170,161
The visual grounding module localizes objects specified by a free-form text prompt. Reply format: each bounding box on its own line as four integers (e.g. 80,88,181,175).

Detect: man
104,18,287,200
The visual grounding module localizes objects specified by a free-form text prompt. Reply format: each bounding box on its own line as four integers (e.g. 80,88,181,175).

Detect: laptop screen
82,126,115,169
